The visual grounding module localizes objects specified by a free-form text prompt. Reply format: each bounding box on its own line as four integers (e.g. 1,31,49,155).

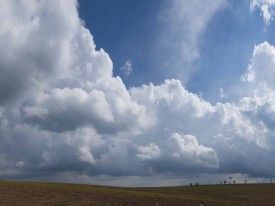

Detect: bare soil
0,181,275,205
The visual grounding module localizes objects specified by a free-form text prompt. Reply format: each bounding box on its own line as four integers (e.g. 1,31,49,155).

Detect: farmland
0,181,275,205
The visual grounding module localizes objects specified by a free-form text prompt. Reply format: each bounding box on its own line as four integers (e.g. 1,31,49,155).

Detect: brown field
0,181,275,206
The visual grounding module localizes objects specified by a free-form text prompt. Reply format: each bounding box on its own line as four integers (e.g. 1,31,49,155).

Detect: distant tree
228,176,233,184
224,180,227,184
195,182,199,186
233,180,236,184
190,183,192,186
244,179,247,184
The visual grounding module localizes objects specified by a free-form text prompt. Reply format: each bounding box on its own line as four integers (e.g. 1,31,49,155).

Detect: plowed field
0,181,275,205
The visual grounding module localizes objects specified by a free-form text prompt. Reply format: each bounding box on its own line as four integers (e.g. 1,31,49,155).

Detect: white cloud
79,147,96,164
156,0,227,81
135,133,219,174
0,0,79,105
120,60,133,76
129,74,275,176
0,0,152,178
137,143,160,161
167,133,219,167
242,41,275,89
250,0,275,24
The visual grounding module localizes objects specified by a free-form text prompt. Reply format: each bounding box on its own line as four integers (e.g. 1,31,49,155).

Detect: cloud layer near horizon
1,0,275,185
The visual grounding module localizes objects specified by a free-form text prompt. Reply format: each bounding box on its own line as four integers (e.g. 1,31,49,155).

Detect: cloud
242,41,275,88
129,77,274,177
240,41,275,140
137,143,160,161
0,0,79,105
137,133,219,174
1,0,275,186
250,0,275,24
156,0,227,81
120,60,133,77
0,0,152,178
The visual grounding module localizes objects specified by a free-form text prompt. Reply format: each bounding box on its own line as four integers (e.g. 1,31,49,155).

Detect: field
0,181,275,206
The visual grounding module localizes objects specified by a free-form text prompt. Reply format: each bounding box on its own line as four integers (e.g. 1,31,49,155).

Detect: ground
0,181,275,205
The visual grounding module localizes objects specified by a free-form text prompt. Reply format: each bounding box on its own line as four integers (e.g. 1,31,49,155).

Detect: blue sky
79,0,275,102
79,0,162,86
1,0,275,186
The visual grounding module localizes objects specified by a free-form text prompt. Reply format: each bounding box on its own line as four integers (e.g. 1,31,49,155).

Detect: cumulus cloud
0,0,152,178
129,77,274,177
137,143,160,161
242,41,275,87
240,42,275,143
137,133,219,174
0,0,79,105
250,0,275,24
1,0,275,186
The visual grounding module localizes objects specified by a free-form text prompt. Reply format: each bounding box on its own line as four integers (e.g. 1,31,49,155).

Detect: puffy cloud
167,133,217,164
239,41,275,147
1,0,151,135
128,77,274,176
0,0,79,105
130,79,214,120
22,88,114,132
137,143,160,161
1,0,275,186
250,0,275,24
0,0,152,179
242,41,275,88
139,133,219,173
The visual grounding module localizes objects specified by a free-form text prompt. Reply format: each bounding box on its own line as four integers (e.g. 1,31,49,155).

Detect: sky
1,0,275,186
